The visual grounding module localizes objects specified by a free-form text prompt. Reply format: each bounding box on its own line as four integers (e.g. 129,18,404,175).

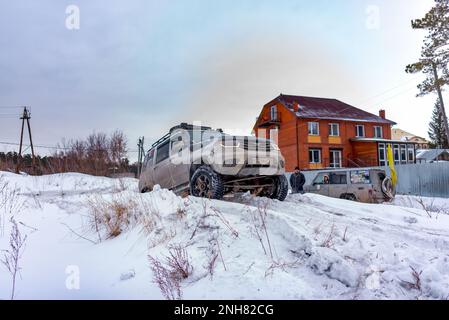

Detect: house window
400,144,407,164
330,150,342,168
309,149,321,164
378,143,386,166
374,126,383,138
308,122,319,136
393,144,400,165
356,125,365,137
270,106,277,120
407,145,415,163
329,123,340,136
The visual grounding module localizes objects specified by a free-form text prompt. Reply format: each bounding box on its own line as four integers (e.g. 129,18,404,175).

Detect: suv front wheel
270,175,289,201
190,166,225,200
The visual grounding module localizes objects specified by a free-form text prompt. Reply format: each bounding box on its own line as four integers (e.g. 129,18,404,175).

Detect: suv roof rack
151,132,171,148
169,123,216,133
151,123,224,149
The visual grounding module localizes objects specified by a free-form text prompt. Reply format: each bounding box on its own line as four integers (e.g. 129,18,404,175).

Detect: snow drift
0,171,448,300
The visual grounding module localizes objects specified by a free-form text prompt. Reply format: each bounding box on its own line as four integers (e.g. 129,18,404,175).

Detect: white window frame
378,143,386,166
270,106,277,120
329,123,340,137
400,144,407,164
407,145,415,163
309,149,321,164
330,150,342,168
308,122,320,136
374,126,383,138
393,144,400,165
355,125,365,137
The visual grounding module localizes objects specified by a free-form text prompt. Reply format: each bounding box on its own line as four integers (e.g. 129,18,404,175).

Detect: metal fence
289,162,449,198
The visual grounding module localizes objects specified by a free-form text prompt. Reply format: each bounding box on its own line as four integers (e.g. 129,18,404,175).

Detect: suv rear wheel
270,175,289,201
190,166,225,200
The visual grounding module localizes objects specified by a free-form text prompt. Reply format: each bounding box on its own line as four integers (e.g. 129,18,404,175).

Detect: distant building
253,94,417,171
391,128,430,150
416,149,449,163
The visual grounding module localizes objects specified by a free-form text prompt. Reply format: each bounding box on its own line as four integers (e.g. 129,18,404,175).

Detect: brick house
253,94,417,171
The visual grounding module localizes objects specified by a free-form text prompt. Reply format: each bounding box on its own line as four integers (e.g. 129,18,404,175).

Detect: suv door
153,140,174,189
141,149,155,188
169,130,191,190
328,171,349,198
308,172,330,197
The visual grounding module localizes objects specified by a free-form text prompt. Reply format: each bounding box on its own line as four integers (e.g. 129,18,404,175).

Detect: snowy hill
0,171,448,300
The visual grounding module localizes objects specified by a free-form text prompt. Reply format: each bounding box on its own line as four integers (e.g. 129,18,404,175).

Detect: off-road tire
270,175,289,201
190,166,224,200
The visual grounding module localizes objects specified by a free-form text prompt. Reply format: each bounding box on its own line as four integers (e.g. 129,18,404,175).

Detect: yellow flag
387,144,397,186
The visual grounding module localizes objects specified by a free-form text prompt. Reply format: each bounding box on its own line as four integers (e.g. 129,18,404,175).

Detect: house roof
416,149,449,161
391,128,428,142
272,94,396,125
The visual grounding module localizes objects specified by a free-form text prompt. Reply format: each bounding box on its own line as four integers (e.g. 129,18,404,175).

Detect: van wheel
341,193,356,201
190,166,224,200
270,175,289,202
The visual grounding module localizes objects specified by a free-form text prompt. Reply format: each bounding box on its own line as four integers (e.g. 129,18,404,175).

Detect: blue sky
0,0,443,156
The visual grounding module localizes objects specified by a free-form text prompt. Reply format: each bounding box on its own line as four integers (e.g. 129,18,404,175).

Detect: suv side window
155,141,170,164
313,173,329,185
329,172,347,185
350,170,371,184
144,149,155,168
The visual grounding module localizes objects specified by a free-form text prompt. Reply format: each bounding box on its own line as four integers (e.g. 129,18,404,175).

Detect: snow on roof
416,149,449,161
273,94,396,125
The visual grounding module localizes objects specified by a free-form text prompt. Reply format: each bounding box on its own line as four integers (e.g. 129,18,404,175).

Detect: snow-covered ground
0,171,448,300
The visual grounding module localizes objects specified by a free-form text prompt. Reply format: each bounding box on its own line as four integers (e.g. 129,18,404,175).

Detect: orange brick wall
254,103,392,171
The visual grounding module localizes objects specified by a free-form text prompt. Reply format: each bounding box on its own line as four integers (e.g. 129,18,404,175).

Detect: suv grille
243,139,271,151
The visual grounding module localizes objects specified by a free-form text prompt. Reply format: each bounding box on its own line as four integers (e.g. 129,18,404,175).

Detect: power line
0,141,139,153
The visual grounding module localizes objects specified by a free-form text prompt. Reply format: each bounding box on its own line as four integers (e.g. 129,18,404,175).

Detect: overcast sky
0,0,445,157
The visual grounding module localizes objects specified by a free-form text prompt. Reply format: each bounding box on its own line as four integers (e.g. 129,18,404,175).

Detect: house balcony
257,113,281,128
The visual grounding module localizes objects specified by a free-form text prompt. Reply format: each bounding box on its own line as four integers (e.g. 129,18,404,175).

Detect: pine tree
429,101,449,148
406,0,449,142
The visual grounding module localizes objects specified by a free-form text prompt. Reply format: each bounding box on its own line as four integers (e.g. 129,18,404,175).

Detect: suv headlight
271,144,280,151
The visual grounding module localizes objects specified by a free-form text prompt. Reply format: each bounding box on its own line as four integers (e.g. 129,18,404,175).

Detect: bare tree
109,130,128,170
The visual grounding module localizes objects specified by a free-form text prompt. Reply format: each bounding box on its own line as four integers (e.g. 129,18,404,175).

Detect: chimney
379,109,386,119
293,102,300,112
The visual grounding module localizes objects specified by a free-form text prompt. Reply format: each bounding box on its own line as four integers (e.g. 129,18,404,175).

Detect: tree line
0,130,139,177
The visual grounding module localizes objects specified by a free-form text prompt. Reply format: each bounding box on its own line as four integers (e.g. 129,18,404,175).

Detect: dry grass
401,266,423,292
0,177,25,236
86,192,159,241
148,245,193,300
1,218,27,300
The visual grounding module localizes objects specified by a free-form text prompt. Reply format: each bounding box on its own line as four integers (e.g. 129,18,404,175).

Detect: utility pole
137,137,145,178
431,61,449,144
16,107,36,174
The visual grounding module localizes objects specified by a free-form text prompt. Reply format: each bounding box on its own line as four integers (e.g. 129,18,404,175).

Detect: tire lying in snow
269,175,289,201
190,166,225,200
